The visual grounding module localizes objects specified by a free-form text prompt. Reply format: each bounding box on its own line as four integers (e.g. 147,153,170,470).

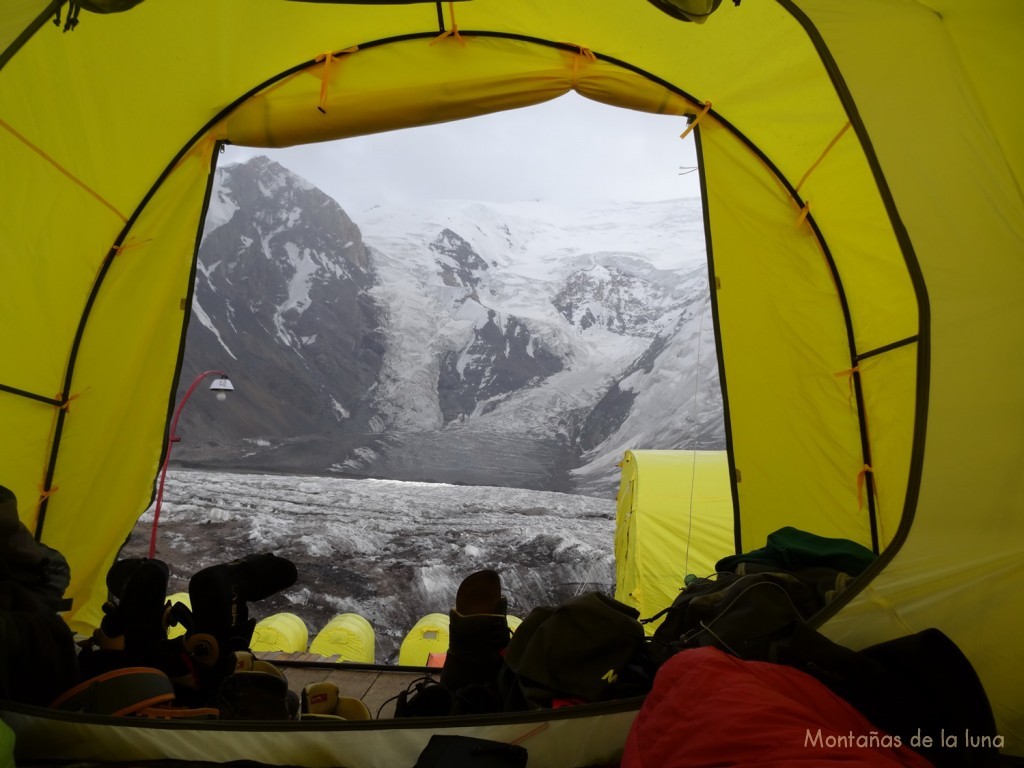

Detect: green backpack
499,591,653,710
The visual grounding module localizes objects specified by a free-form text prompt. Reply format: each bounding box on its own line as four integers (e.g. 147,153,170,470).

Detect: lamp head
209,376,234,401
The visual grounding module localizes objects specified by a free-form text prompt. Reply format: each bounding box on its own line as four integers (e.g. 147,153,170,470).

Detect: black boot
80,557,172,679
439,570,510,713
188,552,297,653
103,557,170,651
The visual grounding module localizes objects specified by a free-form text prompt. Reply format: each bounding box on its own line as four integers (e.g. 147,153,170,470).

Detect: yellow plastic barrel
309,613,375,663
249,612,309,653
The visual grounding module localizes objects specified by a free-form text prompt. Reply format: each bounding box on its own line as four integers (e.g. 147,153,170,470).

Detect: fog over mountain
173,156,723,497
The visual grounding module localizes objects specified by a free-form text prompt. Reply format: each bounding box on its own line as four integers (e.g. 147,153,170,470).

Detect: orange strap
57,391,82,412
680,101,712,141
37,485,60,528
113,238,152,256
568,44,596,82
856,464,876,510
796,200,811,228
793,122,851,228
432,2,464,46
833,365,860,409
315,47,359,114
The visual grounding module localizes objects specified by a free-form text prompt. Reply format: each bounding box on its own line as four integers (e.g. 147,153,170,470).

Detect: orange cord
0,117,127,223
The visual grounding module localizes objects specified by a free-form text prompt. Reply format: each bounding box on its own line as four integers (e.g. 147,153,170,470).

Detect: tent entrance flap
221,34,699,148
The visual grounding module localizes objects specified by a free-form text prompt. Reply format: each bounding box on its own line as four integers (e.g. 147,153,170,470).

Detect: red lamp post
148,370,234,558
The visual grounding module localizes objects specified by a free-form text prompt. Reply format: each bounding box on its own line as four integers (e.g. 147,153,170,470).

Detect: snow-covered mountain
181,156,385,439
175,157,724,497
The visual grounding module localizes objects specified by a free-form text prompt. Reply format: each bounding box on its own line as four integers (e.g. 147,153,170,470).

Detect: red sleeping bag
622,646,933,767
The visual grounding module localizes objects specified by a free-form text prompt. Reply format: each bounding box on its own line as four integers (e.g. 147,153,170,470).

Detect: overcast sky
223,91,700,215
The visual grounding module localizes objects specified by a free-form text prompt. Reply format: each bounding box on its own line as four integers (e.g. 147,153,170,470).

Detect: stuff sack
500,591,652,710
648,570,820,665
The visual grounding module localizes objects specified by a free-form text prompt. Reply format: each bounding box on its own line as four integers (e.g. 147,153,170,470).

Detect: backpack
499,592,653,710
646,528,870,666
647,568,836,666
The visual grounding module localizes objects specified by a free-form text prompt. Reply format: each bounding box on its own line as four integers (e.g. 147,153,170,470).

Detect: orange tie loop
431,2,464,46
565,44,596,82
38,485,60,501
565,44,596,61
796,121,852,194
679,101,712,141
113,238,153,256
856,464,875,510
314,47,358,114
57,392,81,412
796,200,811,228
833,364,860,408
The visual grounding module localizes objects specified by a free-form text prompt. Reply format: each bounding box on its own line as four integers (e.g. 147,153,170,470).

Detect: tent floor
8,654,1023,766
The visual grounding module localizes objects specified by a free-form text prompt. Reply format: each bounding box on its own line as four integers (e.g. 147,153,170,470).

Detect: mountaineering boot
187,552,298,652
439,569,510,712
207,651,298,720
183,552,297,703
79,557,172,678
101,557,171,654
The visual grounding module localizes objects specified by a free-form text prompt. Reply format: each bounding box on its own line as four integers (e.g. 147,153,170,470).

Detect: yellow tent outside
398,612,520,667
1,0,1023,754
249,612,309,654
309,613,375,664
398,612,450,668
614,450,734,633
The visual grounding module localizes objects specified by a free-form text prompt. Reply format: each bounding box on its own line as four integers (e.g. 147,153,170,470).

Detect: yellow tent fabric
1,0,1022,753
249,612,309,654
614,450,734,633
309,613,375,663
165,591,191,640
